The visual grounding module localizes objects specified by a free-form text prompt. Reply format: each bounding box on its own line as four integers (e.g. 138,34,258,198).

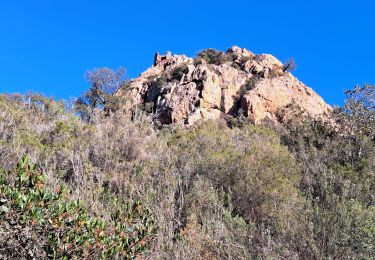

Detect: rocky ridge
116,46,331,125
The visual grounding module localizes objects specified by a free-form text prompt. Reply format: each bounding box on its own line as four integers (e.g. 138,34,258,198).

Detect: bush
0,155,157,259
166,121,305,258
195,49,231,65
170,64,189,81
238,76,259,95
173,176,253,259
1,83,374,259
231,56,253,72
279,84,375,259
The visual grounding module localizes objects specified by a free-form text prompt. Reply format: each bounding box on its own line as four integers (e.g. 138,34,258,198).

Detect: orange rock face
116,46,331,125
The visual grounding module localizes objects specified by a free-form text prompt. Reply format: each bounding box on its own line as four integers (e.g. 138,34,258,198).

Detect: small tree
283,58,296,72
340,84,375,138
75,67,126,121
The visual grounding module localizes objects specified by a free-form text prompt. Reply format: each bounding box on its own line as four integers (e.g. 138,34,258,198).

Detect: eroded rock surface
116,46,331,125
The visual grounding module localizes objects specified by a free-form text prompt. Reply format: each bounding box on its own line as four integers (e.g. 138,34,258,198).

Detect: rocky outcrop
116,46,331,125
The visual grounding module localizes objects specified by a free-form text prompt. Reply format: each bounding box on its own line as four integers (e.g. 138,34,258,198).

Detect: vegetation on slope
0,156,156,259
0,68,374,259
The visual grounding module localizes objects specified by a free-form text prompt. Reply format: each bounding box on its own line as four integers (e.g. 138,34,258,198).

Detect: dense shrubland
0,71,374,259
0,156,155,259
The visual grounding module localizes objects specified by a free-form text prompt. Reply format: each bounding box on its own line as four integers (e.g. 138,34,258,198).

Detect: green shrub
0,155,157,259
152,76,168,88
238,76,259,95
1,83,374,259
195,49,231,65
231,56,253,71
269,64,284,78
279,84,375,258
166,121,304,258
170,64,189,81
174,176,253,259
230,62,242,70
338,201,375,258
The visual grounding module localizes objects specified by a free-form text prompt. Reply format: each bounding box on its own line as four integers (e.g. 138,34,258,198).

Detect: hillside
0,49,374,259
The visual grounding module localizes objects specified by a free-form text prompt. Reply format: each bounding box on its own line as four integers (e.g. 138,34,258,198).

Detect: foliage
283,58,296,72
337,83,375,139
0,83,374,259
268,64,285,78
165,122,304,258
74,67,126,121
0,155,156,259
150,76,168,91
279,84,375,259
195,48,231,65
231,55,253,71
239,76,259,95
170,64,189,81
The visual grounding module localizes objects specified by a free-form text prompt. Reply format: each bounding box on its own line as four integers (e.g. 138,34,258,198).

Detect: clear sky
1,1,374,105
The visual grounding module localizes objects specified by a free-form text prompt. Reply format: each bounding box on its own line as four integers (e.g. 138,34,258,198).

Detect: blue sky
0,1,374,105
